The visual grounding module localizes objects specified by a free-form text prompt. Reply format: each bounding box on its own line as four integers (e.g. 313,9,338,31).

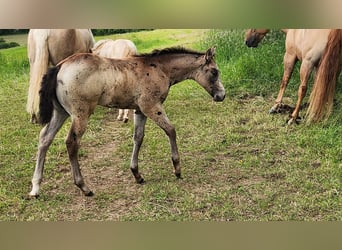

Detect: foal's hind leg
29,109,68,197
66,116,93,196
130,110,147,183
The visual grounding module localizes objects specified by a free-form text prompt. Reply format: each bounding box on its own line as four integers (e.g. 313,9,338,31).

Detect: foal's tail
306,29,342,123
38,66,60,125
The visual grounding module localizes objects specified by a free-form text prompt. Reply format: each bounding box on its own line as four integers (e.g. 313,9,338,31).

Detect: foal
92,39,138,122
29,47,225,197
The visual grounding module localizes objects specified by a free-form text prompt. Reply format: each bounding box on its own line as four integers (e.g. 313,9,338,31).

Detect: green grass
0,29,341,221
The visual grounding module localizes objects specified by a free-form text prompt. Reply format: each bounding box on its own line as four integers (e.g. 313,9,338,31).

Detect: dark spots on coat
146,72,149,76
157,111,162,115
150,63,157,68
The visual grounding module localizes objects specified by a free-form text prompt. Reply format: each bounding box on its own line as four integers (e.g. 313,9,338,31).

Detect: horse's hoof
269,108,277,114
175,173,182,179
84,191,94,197
23,194,39,200
286,116,301,125
123,118,129,123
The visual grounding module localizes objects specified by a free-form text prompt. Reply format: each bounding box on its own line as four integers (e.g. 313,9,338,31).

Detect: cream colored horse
92,39,138,122
245,29,335,124
27,29,95,123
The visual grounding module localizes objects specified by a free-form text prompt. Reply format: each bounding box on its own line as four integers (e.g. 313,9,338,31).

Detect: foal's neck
161,54,201,85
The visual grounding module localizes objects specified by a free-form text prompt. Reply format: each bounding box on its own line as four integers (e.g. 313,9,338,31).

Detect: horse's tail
38,66,60,125
26,30,50,121
306,29,342,123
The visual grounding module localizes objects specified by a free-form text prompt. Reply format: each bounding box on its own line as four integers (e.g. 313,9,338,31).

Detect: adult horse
27,29,95,123
245,29,333,124
92,39,138,122
28,47,226,197
306,29,342,123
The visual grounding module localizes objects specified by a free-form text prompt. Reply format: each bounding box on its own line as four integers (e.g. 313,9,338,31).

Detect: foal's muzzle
213,91,225,102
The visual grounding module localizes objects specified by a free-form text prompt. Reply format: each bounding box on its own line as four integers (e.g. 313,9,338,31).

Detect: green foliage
201,29,293,97
0,29,28,35
0,37,20,50
91,29,152,36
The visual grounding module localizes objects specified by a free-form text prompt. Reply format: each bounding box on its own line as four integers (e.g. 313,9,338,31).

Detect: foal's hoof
175,173,182,179
137,178,145,184
84,191,94,197
123,118,129,123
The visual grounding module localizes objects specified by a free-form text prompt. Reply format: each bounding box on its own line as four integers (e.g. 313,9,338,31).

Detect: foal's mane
135,47,204,58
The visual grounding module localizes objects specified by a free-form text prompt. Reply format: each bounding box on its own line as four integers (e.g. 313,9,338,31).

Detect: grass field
0,29,341,221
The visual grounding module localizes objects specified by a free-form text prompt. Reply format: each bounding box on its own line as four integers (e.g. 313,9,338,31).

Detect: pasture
0,29,341,221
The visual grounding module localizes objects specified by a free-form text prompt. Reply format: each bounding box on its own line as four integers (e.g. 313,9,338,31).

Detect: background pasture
0,29,341,221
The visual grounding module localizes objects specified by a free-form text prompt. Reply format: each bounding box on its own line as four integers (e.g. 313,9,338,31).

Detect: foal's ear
205,47,216,63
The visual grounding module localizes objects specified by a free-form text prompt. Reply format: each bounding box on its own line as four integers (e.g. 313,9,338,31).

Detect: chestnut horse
92,39,138,122
245,29,336,124
29,47,226,197
306,29,342,123
27,29,95,123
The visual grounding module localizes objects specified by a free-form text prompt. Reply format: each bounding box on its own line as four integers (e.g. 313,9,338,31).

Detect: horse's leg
142,104,181,178
270,52,297,113
117,109,124,121
130,110,147,183
29,109,68,197
287,60,313,125
123,109,129,123
66,115,93,196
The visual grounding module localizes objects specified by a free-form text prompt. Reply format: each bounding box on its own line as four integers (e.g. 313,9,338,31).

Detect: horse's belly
98,89,137,109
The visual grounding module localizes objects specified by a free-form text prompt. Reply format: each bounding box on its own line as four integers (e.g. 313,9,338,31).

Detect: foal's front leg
130,110,147,183
142,104,181,179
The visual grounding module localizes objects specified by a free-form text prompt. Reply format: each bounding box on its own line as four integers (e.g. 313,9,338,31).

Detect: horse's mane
136,47,203,58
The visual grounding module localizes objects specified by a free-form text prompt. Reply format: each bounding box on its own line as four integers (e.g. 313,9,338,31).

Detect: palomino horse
245,29,334,124
92,39,138,122
27,29,95,123
306,29,341,123
29,47,226,197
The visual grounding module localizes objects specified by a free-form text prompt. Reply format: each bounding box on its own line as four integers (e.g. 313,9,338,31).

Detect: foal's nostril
214,93,225,102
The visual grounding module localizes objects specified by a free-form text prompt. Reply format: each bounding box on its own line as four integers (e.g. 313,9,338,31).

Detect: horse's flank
26,29,95,123
306,29,342,123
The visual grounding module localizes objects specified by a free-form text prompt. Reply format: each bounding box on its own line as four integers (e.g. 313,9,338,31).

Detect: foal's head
245,29,270,47
193,47,225,102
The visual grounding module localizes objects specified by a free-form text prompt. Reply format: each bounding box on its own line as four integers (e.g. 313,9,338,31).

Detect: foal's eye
211,68,218,77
